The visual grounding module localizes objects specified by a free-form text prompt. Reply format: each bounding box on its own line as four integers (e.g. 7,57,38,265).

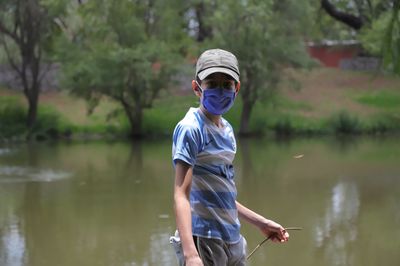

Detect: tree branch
0,20,20,43
366,0,373,16
0,37,22,76
321,0,364,30
38,61,52,85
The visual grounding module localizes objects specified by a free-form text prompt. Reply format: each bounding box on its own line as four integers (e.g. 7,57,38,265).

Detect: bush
365,113,400,134
29,105,63,140
0,97,71,140
273,116,295,136
0,97,27,139
328,110,361,134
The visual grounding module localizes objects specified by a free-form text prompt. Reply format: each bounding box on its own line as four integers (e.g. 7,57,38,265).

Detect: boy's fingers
281,230,289,239
277,229,289,242
284,232,290,241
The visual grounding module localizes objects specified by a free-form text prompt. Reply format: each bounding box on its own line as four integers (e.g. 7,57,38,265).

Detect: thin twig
246,227,303,260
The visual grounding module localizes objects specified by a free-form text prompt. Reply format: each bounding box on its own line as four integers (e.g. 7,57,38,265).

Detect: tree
382,0,400,73
0,0,64,130
208,0,313,135
57,0,190,138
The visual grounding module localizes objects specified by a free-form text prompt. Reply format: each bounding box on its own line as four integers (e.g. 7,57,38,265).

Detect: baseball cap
195,49,240,82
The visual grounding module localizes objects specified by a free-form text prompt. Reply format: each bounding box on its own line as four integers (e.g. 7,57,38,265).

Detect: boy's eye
222,82,234,89
205,81,234,89
208,81,218,88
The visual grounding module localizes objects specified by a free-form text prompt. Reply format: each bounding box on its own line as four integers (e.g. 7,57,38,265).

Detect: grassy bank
1,68,400,141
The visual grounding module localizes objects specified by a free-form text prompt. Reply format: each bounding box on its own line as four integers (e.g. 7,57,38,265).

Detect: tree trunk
195,2,213,42
26,92,39,129
0,0,45,132
130,108,143,138
123,102,143,139
24,64,41,129
239,99,254,137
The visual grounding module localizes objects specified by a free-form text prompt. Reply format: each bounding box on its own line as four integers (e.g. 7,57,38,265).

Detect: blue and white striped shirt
172,107,240,243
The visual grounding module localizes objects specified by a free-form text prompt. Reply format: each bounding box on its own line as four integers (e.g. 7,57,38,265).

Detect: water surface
0,137,399,266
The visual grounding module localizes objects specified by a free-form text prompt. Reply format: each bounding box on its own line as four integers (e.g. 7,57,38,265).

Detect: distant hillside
281,68,400,119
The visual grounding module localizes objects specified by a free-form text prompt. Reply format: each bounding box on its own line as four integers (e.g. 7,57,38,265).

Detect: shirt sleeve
172,123,202,166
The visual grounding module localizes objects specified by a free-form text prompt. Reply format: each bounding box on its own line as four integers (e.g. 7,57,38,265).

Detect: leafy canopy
57,0,190,136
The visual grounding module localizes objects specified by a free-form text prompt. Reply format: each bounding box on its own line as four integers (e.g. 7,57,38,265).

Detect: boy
171,49,289,266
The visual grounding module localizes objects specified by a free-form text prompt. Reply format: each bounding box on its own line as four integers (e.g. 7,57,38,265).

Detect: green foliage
0,0,67,61
365,113,400,133
57,0,191,137
316,0,400,75
204,0,313,134
307,0,400,77
0,96,26,139
0,0,70,128
382,1,400,74
2,89,400,140
359,12,392,56
142,95,194,136
307,0,356,41
210,0,313,91
328,110,361,134
315,0,395,40
0,96,71,140
263,113,324,136
272,116,296,136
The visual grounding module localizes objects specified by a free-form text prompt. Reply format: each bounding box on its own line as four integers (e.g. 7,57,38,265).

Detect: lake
0,136,399,266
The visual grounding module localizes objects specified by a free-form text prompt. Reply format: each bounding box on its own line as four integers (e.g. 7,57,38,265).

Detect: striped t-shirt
172,107,240,243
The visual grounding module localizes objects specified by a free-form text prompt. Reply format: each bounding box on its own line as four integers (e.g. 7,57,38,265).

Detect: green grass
143,95,196,136
272,96,314,112
355,91,400,109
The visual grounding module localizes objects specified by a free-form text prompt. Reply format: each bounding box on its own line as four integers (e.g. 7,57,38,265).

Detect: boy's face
192,73,240,97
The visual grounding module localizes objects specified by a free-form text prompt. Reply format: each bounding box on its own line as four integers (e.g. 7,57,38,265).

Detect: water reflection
327,136,361,154
0,166,72,183
148,232,176,266
0,213,26,266
0,148,13,156
314,181,360,266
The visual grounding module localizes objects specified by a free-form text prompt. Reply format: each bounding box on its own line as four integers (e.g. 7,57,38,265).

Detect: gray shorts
170,231,247,266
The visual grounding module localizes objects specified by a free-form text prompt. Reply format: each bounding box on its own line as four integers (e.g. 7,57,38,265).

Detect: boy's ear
192,80,201,97
235,81,241,94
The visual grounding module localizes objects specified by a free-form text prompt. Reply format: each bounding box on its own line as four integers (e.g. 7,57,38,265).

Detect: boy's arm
236,200,289,242
174,160,203,265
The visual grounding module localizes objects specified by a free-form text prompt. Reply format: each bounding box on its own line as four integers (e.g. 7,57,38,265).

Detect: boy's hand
185,255,204,266
258,219,289,243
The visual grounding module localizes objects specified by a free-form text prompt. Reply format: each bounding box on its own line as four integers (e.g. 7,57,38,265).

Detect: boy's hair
195,49,240,82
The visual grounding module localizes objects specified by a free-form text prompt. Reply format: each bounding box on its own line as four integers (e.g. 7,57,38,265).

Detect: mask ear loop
195,80,203,106
195,80,203,94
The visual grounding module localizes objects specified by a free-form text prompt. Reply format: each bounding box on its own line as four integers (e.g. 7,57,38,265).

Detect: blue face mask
196,81,236,115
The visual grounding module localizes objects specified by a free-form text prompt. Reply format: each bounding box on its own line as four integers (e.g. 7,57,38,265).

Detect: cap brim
198,67,239,82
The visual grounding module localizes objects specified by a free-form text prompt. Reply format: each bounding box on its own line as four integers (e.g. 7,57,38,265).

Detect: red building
307,40,362,68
